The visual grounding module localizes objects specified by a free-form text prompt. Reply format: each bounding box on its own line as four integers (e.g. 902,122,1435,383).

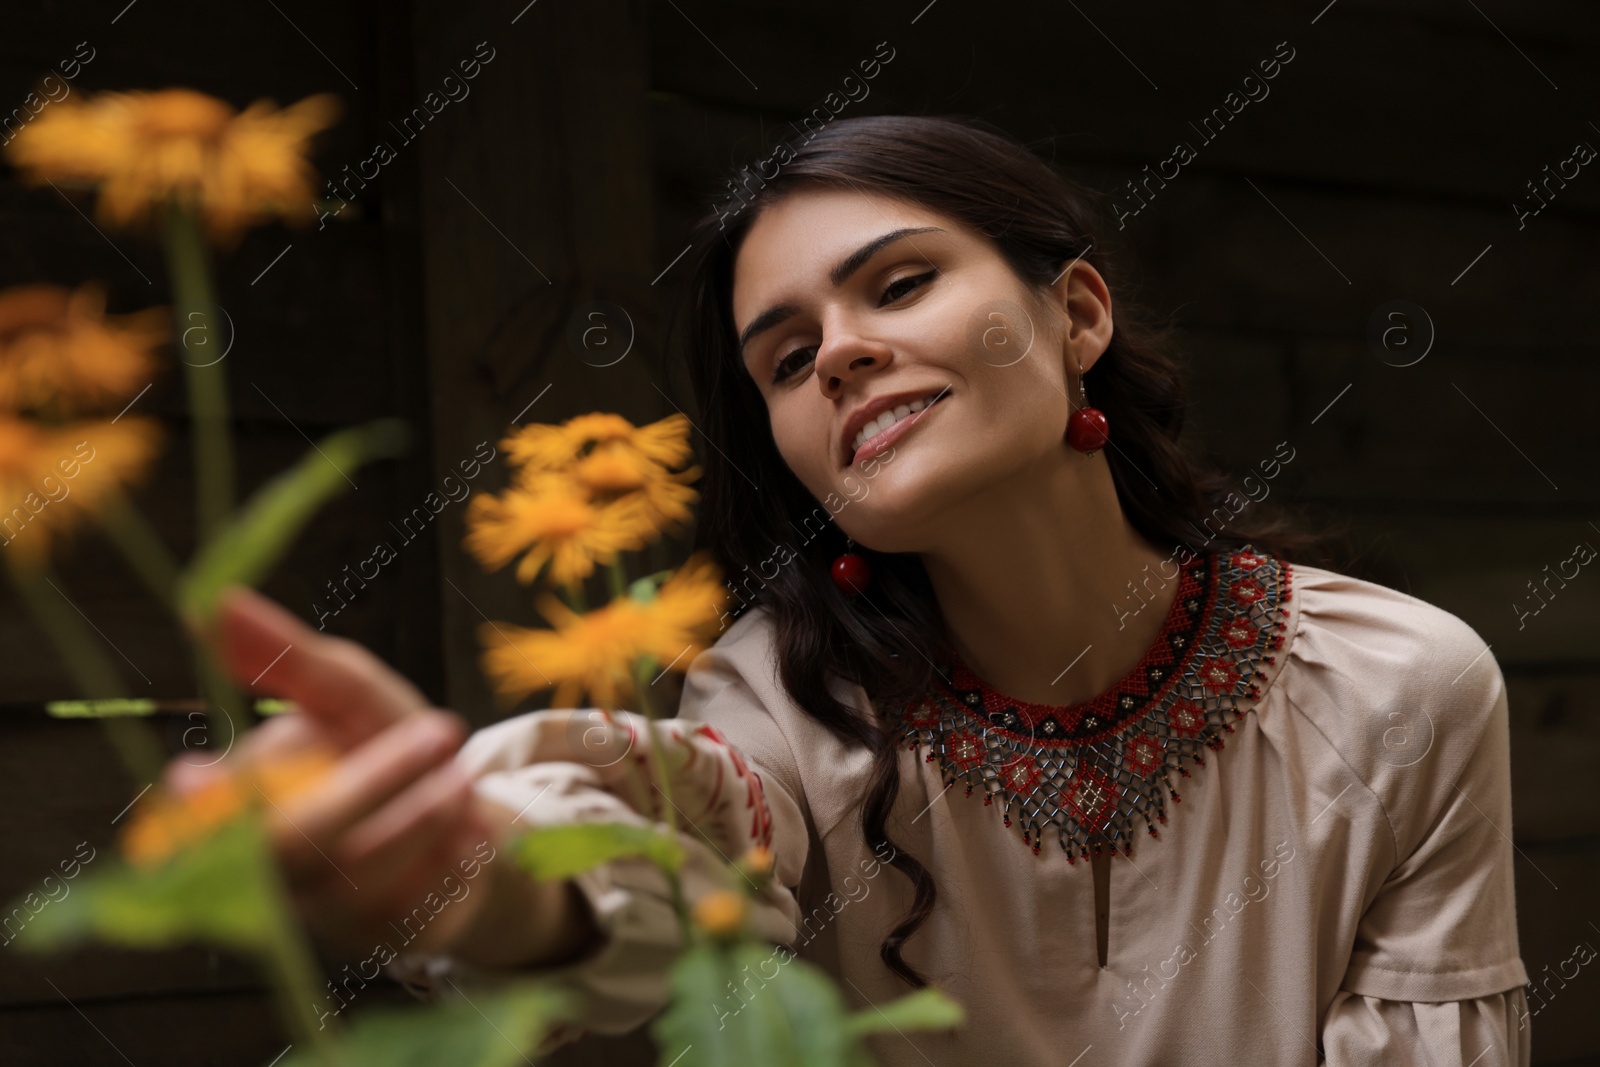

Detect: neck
918,451,1180,706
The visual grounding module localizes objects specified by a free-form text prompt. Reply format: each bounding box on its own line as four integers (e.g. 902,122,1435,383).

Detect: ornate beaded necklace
897,546,1293,863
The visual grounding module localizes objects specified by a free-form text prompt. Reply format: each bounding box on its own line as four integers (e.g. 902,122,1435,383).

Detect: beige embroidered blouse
389,551,1532,1065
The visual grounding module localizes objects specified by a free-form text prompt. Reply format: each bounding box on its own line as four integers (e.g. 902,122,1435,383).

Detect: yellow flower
501,412,694,474
570,445,700,535
691,889,748,938
736,844,775,880
462,469,657,586
0,417,163,565
638,551,732,661
3,87,341,245
120,744,338,869
477,551,730,709
0,283,166,415
121,774,246,870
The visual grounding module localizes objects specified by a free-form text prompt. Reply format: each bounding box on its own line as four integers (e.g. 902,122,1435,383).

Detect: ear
1048,260,1115,376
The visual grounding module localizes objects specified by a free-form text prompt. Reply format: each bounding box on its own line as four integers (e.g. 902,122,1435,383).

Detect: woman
186,115,1530,1064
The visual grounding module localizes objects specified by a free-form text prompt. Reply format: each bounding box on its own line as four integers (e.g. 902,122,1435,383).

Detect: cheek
971,351,1070,446
770,404,834,495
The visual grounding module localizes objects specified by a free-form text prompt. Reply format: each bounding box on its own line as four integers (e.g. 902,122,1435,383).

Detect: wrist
443,794,605,970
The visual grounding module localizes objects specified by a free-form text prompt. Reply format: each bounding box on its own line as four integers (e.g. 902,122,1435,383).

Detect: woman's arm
192,584,806,1057
170,586,603,969
442,795,605,970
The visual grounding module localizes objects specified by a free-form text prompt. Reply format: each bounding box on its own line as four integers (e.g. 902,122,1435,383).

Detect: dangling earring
831,536,872,595
1066,359,1110,456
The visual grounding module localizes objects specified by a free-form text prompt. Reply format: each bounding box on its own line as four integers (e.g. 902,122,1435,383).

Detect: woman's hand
162,586,520,962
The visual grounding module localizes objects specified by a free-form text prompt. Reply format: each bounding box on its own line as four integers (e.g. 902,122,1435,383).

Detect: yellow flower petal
475,553,729,709
4,87,341,246
121,775,245,869
0,282,166,415
691,889,747,938
500,412,694,475
119,743,338,870
0,417,163,565
462,470,655,586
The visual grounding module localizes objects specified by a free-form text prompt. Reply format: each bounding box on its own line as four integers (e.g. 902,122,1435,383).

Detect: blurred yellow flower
3,87,341,245
570,446,700,533
691,888,747,938
0,283,166,415
0,416,163,565
478,551,730,709
462,469,657,586
120,744,339,870
501,412,694,474
736,844,774,880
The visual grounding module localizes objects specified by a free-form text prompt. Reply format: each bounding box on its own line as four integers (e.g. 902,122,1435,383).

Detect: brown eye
771,345,816,385
880,269,937,305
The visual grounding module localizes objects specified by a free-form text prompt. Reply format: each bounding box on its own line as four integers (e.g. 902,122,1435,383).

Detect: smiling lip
847,391,950,468
840,385,953,467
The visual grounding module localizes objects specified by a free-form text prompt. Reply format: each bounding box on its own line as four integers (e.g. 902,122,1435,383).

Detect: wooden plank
1169,324,1599,506
0,422,446,702
1505,675,1600,845
1509,846,1600,1064
0,715,260,1005
1324,513,1600,666
0,988,285,1067
645,0,1600,206
408,0,686,727
1106,173,1600,353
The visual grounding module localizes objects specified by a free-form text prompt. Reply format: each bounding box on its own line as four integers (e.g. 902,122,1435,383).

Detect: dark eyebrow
736,226,945,357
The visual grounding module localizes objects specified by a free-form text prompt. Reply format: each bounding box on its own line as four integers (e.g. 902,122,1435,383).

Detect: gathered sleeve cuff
1321,986,1531,1065
383,703,808,1057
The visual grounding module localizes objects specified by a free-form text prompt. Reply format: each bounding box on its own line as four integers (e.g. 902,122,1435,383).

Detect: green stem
95,484,182,610
606,556,628,600
91,482,239,757
560,580,587,614
629,657,693,946
193,646,245,768
162,202,235,546
258,849,347,1065
3,555,166,786
5,554,125,697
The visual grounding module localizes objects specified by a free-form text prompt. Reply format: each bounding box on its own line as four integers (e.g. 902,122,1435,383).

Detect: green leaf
653,941,888,1067
629,569,673,603
653,941,966,1067
12,816,279,954
177,417,411,624
43,698,290,718
46,698,158,718
283,980,573,1067
509,821,685,882
843,986,965,1039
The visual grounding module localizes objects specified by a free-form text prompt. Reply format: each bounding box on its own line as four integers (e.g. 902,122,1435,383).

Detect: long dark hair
671,114,1332,987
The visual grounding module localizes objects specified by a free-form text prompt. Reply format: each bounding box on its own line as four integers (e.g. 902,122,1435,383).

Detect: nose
814,326,891,399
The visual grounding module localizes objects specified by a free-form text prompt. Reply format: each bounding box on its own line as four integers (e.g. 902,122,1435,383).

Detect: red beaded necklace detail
898,546,1293,863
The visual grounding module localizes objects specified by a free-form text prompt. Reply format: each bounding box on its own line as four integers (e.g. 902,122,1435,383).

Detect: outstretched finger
206,584,431,751
266,712,466,883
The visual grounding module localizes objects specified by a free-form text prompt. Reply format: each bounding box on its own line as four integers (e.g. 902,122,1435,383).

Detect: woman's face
730,184,1113,553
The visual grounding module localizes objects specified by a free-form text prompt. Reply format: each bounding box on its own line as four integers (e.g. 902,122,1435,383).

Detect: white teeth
851,393,943,454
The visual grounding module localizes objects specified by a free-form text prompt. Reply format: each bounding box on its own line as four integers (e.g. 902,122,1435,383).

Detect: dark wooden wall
2,0,1596,1063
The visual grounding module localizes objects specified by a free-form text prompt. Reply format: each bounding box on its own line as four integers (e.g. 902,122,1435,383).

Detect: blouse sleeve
383,646,809,1058
1321,987,1530,1065
1318,625,1532,1064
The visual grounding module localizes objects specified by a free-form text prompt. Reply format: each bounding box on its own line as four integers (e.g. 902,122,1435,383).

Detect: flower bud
692,889,747,939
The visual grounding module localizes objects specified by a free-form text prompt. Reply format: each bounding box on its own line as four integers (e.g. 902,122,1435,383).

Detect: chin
832,455,972,551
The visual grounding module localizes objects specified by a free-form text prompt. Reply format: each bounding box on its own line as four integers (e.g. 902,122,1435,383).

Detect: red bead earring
831,537,872,595
1066,362,1109,456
